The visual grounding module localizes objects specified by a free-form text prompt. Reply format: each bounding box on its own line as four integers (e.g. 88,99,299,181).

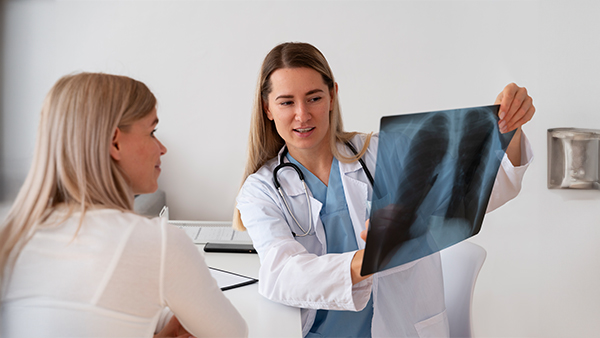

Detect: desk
200,246,302,338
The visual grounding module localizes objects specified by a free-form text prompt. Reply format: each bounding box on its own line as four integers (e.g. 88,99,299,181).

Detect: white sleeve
154,307,173,334
237,175,372,311
160,222,248,338
487,131,534,212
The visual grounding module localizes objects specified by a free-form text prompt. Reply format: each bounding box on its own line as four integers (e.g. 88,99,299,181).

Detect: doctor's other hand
495,83,535,134
154,316,196,338
360,220,369,242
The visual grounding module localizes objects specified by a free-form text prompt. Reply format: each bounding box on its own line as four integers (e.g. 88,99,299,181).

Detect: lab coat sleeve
237,175,372,311
486,131,534,212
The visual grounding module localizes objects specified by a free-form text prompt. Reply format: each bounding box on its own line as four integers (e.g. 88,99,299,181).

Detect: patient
0,73,247,337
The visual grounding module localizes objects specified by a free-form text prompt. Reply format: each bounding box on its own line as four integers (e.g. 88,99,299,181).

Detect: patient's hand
154,316,196,338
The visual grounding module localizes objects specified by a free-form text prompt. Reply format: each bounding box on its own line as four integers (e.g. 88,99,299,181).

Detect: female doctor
234,42,534,337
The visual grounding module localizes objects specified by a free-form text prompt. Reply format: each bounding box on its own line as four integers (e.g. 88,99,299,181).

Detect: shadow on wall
0,0,6,202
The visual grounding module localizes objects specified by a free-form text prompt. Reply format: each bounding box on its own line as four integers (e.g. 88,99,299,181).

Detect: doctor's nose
294,103,311,123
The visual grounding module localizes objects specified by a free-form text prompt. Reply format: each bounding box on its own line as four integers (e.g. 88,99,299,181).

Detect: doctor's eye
280,101,294,106
309,96,322,103
151,129,157,137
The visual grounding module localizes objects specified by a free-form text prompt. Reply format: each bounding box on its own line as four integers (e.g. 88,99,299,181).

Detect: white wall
1,0,599,336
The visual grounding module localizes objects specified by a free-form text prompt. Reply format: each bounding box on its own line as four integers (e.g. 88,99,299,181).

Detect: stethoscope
272,142,374,237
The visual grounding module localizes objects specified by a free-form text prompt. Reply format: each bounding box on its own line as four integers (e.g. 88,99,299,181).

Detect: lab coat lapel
339,159,369,250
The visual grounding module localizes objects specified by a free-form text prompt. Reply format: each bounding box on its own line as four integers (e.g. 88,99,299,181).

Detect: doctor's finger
504,104,536,132
501,95,534,133
496,83,518,118
501,86,528,121
360,230,367,242
360,220,369,242
507,87,529,119
504,94,533,125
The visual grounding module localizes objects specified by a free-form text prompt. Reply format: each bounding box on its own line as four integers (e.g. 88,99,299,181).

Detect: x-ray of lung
361,105,515,276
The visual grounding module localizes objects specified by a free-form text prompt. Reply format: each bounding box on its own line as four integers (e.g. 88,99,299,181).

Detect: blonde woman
0,73,247,338
234,42,534,337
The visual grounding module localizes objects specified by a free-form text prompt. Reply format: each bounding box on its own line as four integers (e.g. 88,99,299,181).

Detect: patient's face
113,109,167,195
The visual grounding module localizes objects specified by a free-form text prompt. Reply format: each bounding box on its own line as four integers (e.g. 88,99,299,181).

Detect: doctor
234,42,534,337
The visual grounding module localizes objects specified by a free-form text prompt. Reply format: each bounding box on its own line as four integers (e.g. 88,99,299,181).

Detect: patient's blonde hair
0,73,156,287
232,42,371,231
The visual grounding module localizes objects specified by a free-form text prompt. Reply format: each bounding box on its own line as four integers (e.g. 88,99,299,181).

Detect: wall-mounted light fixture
548,128,600,190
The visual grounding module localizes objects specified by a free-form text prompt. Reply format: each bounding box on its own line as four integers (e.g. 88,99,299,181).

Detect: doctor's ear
331,83,339,105
110,127,122,161
263,101,274,121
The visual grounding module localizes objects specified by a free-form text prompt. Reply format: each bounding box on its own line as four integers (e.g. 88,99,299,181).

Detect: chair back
440,240,487,338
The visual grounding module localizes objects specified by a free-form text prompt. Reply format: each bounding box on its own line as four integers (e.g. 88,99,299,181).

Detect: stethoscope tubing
272,142,373,237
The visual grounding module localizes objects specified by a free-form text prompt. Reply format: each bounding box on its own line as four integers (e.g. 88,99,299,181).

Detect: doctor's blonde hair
232,42,371,231
0,73,157,287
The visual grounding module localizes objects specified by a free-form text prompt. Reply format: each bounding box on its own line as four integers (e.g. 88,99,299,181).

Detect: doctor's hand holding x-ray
496,83,536,166
234,42,535,338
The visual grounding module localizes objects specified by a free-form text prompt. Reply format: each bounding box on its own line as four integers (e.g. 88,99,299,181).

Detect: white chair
440,240,487,338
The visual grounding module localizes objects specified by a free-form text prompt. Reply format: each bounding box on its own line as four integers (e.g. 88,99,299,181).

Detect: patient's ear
110,128,122,161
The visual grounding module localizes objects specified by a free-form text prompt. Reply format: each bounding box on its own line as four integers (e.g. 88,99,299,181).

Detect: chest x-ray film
361,105,515,276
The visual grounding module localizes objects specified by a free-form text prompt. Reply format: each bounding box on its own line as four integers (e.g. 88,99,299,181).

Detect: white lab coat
236,133,532,337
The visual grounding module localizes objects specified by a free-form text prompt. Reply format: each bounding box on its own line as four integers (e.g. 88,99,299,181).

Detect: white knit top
1,208,247,337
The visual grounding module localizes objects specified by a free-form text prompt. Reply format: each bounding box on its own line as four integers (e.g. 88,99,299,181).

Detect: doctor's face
264,67,334,160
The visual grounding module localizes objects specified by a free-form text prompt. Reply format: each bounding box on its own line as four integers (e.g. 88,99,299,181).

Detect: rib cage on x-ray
361,105,514,276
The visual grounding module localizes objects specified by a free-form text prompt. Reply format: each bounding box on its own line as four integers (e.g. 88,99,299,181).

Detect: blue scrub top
287,155,374,338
